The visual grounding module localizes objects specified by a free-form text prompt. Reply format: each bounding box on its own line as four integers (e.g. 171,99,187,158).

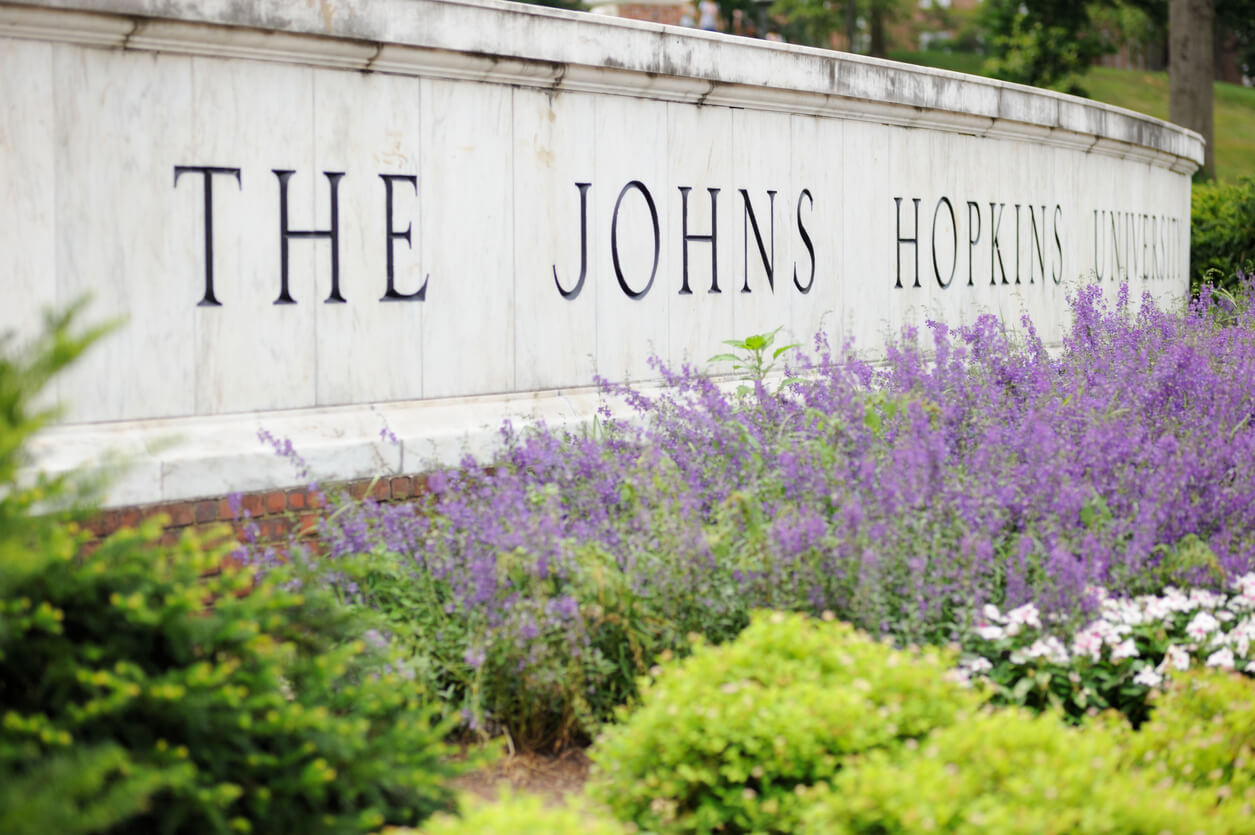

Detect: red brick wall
615,4,691,27
84,475,428,548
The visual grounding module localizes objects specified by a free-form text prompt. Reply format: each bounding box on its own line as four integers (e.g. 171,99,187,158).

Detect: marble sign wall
1,0,1203,506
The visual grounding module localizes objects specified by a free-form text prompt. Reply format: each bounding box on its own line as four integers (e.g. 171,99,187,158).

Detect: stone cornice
1,0,1204,174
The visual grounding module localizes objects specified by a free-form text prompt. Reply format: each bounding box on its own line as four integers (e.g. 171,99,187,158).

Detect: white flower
1007,603,1041,631
1133,667,1163,688
1141,596,1173,622
1228,618,1255,656
1207,648,1236,670
1228,592,1255,612
1186,611,1221,642
1161,588,1195,614
1081,618,1129,650
1230,574,1255,610
1084,584,1111,604
963,657,993,675
1111,639,1139,661
976,624,1006,641
1072,629,1104,663
1190,589,1225,611
1160,645,1191,672
982,604,1004,624
1024,636,1070,664
1103,598,1144,627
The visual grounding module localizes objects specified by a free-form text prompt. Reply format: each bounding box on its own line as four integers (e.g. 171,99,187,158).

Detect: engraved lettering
273,169,345,305
966,200,981,286
895,197,921,289
1028,204,1045,284
174,165,242,307
679,186,721,294
1052,204,1063,284
794,189,815,294
554,182,592,300
740,189,777,293
932,196,957,289
379,174,427,302
610,180,660,300
989,202,1008,285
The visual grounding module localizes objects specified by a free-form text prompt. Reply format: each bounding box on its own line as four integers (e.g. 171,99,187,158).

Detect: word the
174,166,426,306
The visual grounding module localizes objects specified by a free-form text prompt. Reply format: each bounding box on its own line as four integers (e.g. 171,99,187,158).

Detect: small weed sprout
709,326,801,394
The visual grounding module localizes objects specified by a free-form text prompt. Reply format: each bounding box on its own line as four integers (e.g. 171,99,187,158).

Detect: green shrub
0,305,462,833
801,709,1245,834
0,743,184,835
0,518,462,834
0,301,113,590
1119,669,1255,809
587,611,979,834
396,792,630,834
1191,177,1255,293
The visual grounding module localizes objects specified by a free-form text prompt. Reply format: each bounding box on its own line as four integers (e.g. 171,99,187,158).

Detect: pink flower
1206,648,1235,670
1186,612,1220,642
976,624,1006,641
1159,645,1190,672
1111,639,1139,661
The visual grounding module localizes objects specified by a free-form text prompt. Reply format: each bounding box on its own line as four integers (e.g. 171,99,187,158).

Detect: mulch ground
449,747,593,807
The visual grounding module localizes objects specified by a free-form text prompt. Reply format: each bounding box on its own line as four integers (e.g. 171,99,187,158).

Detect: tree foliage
976,0,1252,101
767,0,904,55
980,0,1117,94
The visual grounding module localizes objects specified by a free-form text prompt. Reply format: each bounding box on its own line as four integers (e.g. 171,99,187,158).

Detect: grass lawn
889,49,1255,182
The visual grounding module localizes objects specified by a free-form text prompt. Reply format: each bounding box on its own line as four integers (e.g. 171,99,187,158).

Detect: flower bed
10,280,1255,832
233,280,1255,746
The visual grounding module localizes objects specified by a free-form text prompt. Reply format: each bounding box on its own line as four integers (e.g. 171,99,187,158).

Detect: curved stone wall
1,0,1202,505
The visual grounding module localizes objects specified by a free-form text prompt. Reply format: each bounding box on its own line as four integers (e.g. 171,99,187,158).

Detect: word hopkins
894,195,1065,289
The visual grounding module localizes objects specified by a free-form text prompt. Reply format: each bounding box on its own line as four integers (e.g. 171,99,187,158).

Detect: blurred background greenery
561,0,1255,182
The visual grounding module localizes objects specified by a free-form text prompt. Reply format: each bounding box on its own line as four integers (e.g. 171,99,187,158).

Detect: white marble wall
2,0,1201,506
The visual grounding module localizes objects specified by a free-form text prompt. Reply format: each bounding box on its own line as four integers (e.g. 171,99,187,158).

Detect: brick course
82,476,429,548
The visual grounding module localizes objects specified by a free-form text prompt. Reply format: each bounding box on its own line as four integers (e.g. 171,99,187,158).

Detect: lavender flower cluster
239,279,1255,741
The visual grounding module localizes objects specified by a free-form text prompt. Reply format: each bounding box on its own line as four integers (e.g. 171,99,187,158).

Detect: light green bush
398,792,630,835
800,709,1244,834
1119,669,1255,809
587,611,979,834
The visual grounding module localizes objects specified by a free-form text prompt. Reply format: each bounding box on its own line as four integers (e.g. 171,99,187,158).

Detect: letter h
895,197,921,289
273,170,345,304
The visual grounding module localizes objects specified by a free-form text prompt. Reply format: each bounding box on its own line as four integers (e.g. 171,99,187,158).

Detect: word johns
894,196,1064,289
552,181,817,301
